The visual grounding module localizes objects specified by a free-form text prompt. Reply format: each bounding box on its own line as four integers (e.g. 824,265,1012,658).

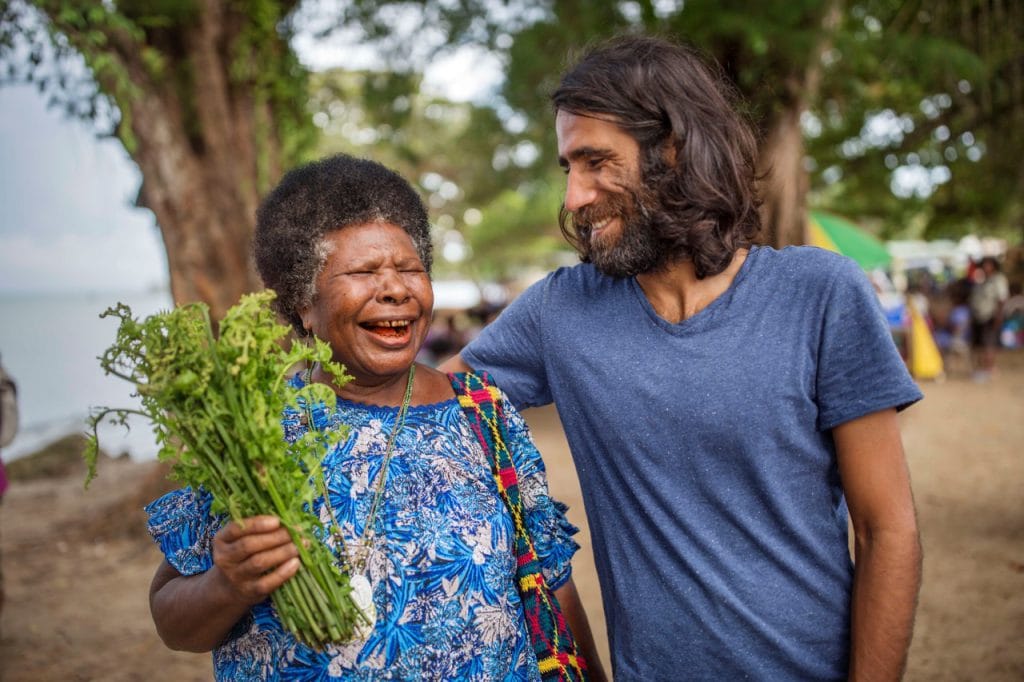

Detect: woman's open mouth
360,319,412,341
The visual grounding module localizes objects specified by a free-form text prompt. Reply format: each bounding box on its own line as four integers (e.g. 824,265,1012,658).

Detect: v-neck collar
627,245,761,335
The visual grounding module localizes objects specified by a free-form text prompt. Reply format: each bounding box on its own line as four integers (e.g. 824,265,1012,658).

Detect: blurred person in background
999,281,1024,349
443,34,923,681
969,256,1010,381
419,313,468,366
933,278,973,377
0,353,19,624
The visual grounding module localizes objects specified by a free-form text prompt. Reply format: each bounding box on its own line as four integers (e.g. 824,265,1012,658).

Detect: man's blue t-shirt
462,245,922,681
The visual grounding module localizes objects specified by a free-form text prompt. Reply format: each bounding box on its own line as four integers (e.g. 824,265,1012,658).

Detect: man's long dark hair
552,35,763,279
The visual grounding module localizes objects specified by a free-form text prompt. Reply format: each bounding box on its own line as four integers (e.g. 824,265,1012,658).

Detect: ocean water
0,289,172,462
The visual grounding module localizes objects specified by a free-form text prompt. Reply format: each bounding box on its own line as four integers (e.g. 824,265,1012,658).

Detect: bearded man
443,35,923,681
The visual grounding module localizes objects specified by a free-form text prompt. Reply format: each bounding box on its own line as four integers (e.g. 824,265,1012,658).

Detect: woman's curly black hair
552,35,763,279
253,154,433,333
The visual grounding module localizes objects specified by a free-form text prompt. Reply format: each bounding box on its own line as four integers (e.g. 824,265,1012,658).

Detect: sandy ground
1,351,1021,681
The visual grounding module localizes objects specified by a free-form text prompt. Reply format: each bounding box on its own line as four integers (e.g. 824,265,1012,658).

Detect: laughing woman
144,154,605,681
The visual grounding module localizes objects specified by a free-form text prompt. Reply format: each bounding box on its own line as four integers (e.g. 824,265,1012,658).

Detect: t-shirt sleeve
462,278,552,410
498,391,580,590
816,258,924,431
145,486,223,576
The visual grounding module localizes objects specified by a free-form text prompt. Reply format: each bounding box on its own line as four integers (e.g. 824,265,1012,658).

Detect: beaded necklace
303,363,416,639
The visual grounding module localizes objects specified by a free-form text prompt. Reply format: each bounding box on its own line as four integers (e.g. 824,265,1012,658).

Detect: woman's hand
212,515,301,606
150,515,301,652
149,512,299,651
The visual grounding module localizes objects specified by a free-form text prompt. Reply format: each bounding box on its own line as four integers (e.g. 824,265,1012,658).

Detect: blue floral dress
146,378,579,681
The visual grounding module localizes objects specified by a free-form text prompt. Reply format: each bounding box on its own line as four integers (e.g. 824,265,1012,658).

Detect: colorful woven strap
449,372,588,681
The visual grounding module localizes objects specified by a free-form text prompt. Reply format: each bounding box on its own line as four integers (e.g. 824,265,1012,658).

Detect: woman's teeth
363,321,410,337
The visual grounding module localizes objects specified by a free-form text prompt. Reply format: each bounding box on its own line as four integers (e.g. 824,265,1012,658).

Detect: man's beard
574,184,665,278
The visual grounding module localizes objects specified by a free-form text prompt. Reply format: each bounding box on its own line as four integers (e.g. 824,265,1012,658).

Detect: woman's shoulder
415,363,461,406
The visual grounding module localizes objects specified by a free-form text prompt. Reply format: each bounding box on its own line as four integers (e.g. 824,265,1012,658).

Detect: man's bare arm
836,408,922,681
438,353,473,374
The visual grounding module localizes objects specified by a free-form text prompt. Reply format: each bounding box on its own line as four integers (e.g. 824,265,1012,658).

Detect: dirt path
1,351,1021,680
899,353,1024,679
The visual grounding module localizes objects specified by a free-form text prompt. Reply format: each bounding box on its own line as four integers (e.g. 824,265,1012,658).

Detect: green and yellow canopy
807,210,891,271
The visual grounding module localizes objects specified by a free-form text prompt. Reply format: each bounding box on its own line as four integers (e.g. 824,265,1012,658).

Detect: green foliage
84,290,365,649
803,0,1022,239
347,0,1022,247
1,0,314,171
411,0,837,169
232,0,316,187
5,0,1019,294
308,67,562,276
465,177,569,280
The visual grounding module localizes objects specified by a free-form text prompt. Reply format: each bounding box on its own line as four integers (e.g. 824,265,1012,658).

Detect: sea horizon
1,287,173,463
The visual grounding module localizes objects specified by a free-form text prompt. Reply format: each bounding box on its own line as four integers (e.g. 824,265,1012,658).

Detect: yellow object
908,303,944,380
807,220,840,251
807,211,892,270
537,653,584,674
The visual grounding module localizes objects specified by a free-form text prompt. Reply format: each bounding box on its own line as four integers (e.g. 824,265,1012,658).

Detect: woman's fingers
222,553,301,603
212,516,301,602
216,515,283,543
216,525,295,564
232,541,301,578
250,557,301,596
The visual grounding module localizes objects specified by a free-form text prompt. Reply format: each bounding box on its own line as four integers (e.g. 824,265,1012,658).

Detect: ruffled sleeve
145,487,222,576
497,391,580,591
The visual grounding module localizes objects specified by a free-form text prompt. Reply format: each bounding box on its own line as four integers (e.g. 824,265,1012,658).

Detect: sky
0,25,502,296
0,85,167,295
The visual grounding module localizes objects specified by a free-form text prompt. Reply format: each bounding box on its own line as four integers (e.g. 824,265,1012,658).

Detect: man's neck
635,249,749,324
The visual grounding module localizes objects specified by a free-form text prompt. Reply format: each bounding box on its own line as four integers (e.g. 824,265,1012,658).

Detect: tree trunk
127,2,269,320
756,0,842,248
129,89,265,321
57,0,291,321
757,102,808,247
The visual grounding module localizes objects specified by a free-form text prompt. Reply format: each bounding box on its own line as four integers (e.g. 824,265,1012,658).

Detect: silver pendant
348,573,376,641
